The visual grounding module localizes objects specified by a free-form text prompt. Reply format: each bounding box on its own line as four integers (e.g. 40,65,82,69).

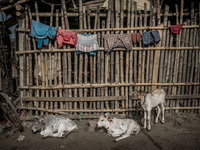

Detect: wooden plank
130,95,200,100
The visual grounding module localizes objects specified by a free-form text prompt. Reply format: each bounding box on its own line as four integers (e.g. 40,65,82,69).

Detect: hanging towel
150,30,160,44
170,24,182,34
76,33,99,55
56,29,77,48
104,33,132,52
131,33,137,44
142,31,154,46
29,19,57,48
136,32,141,43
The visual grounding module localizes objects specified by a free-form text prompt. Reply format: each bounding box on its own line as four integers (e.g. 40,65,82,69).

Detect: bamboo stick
79,0,83,113
83,6,88,113
182,20,190,113
110,0,115,113
101,20,105,113
105,0,111,111
188,4,195,113
87,4,93,113
171,4,180,113
34,1,45,116
176,22,187,113
19,82,200,90
138,10,142,92
49,4,54,114
158,5,169,89
54,10,59,113
114,0,120,114
61,0,68,114
28,6,39,115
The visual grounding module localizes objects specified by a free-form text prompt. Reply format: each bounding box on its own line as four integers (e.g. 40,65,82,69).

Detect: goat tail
135,126,140,135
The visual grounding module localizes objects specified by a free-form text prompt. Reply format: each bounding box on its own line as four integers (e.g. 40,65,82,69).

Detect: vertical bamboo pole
28,7,38,115
158,4,169,89
182,20,190,113
187,4,195,113
171,4,180,113
110,0,115,112
120,0,125,114
54,10,59,113
115,0,120,114
137,10,142,92
96,6,101,113
35,1,45,116
101,20,105,112
132,1,138,113
105,0,111,111
190,14,197,113
49,4,54,114
176,22,187,113
79,0,83,112
61,0,68,113
83,6,88,113
62,0,71,113
149,2,155,92
144,3,148,92
25,7,31,115
125,0,131,116
87,4,93,112
129,0,134,117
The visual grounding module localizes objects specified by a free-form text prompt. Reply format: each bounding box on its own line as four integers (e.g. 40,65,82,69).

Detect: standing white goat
96,113,140,142
132,89,166,131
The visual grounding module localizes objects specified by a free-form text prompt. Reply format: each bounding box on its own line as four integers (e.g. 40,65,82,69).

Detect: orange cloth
131,33,137,44
136,32,141,42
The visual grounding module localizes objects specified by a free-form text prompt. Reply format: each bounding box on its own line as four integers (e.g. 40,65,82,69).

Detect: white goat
132,89,166,131
96,113,140,142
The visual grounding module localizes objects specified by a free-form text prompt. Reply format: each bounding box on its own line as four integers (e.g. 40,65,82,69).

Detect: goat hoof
155,121,158,124
147,128,151,131
161,120,165,124
113,139,118,143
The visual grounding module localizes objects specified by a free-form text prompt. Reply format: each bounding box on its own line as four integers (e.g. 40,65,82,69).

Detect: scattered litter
16,134,25,141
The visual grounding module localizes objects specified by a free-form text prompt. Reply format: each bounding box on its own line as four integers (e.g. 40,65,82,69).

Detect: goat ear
132,91,138,95
35,116,40,120
104,113,109,118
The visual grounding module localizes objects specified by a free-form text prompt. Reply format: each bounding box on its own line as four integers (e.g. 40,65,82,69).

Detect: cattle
96,113,140,142
132,89,166,131
31,115,77,138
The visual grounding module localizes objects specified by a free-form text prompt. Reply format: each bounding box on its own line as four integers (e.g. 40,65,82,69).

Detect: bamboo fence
15,0,200,120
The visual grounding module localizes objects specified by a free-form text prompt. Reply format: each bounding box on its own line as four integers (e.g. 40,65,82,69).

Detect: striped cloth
104,33,132,52
76,33,99,55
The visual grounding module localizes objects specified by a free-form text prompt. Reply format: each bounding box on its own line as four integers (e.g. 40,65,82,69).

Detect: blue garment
142,31,154,46
30,19,57,48
150,30,160,44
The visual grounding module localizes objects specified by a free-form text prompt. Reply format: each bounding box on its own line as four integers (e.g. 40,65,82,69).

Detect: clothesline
15,25,200,33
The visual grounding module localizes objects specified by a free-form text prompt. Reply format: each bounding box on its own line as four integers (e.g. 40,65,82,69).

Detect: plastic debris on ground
16,134,25,141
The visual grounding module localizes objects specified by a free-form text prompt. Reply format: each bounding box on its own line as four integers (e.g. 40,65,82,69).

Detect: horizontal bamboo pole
24,12,193,18
18,82,200,89
16,46,200,54
15,25,200,33
18,106,200,114
20,114,126,120
22,96,126,102
21,94,200,102
0,0,30,11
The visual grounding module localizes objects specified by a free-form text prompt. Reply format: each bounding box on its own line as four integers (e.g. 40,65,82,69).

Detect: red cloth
136,32,141,42
56,29,77,48
170,24,182,34
131,33,137,44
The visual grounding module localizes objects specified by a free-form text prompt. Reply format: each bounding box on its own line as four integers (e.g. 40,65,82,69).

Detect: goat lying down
31,115,77,138
132,89,166,131
97,113,140,142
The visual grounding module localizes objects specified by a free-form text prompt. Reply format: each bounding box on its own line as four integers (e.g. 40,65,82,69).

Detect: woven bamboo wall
16,0,200,120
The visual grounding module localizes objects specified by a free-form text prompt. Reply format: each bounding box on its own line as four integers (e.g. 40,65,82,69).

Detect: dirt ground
0,112,200,150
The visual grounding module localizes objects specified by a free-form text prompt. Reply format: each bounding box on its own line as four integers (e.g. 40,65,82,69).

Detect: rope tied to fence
77,110,86,130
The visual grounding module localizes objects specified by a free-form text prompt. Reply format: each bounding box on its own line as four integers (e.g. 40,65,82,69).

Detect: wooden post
101,20,105,112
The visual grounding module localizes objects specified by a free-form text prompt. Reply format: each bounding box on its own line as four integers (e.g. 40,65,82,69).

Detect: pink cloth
56,29,77,47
